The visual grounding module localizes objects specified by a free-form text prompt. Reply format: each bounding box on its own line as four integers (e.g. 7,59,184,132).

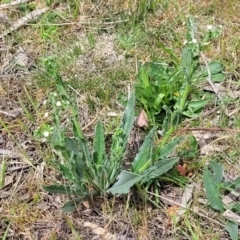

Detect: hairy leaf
182,46,193,82
142,157,179,182
93,121,105,165
42,184,76,195
62,198,84,213
209,161,223,184
203,168,224,212
158,137,183,158
121,90,136,138
107,171,143,194
202,61,225,76
225,221,238,240
131,127,156,174
211,73,226,82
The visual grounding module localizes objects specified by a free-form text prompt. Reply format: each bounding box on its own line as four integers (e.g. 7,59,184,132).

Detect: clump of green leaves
36,58,183,212
203,161,240,240
135,18,225,127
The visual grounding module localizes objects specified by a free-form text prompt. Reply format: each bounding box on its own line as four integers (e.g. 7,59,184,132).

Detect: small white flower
183,40,187,45
43,131,49,138
56,101,61,107
43,100,47,105
53,92,57,97
207,25,213,30
192,38,197,44
44,112,49,118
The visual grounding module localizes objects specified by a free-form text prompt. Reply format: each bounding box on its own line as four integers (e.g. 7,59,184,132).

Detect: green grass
1,0,240,239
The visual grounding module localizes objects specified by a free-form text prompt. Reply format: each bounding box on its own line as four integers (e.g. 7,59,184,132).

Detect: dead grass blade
147,191,224,227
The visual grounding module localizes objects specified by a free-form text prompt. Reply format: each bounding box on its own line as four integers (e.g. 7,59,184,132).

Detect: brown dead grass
0,0,240,239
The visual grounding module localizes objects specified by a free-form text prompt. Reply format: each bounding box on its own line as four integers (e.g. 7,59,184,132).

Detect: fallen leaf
83,221,117,240
166,205,180,218
82,201,90,209
177,184,194,221
177,163,188,176
200,144,223,155
137,109,149,128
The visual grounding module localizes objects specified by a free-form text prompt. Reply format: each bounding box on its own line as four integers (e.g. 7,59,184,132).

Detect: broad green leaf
203,168,224,212
77,137,92,168
131,128,156,174
211,73,226,82
93,121,105,165
56,162,75,181
229,203,240,213
62,198,84,213
225,221,238,240
202,61,225,76
182,111,201,118
65,137,80,156
182,46,193,81
142,157,179,182
121,90,136,138
138,67,150,88
158,137,183,158
232,177,240,188
42,184,76,195
187,99,210,113
107,170,143,194
209,161,223,184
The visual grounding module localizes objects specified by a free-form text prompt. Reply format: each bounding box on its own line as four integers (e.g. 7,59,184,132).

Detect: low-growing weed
135,18,225,128
203,161,240,240
36,58,183,212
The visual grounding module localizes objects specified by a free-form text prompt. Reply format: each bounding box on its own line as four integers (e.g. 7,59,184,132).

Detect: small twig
178,127,240,134
0,8,48,39
200,52,221,100
0,110,16,117
0,0,32,9
147,191,225,227
82,107,106,131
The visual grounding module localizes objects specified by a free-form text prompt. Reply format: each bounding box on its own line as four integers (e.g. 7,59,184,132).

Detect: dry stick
0,110,16,117
179,127,240,134
200,52,230,117
200,52,221,100
0,8,48,39
147,191,225,227
0,0,32,9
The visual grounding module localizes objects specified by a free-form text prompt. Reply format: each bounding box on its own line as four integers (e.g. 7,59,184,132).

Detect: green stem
179,82,191,112
159,125,175,149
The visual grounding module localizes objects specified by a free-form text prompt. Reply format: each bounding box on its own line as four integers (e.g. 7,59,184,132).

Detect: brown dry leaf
83,221,117,240
82,201,90,209
166,205,180,218
200,144,223,155
177,163,188,176
176,184,194,221
137,109,149,128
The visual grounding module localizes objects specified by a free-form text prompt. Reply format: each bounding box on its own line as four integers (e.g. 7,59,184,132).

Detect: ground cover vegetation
1,0,240,239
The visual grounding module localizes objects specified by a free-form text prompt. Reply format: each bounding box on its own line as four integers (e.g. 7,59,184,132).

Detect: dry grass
1,0,240,239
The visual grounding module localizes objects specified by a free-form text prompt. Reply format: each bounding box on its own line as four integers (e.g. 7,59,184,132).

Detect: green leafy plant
37,58,183,212
135,18,225,127
203,160,240,240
